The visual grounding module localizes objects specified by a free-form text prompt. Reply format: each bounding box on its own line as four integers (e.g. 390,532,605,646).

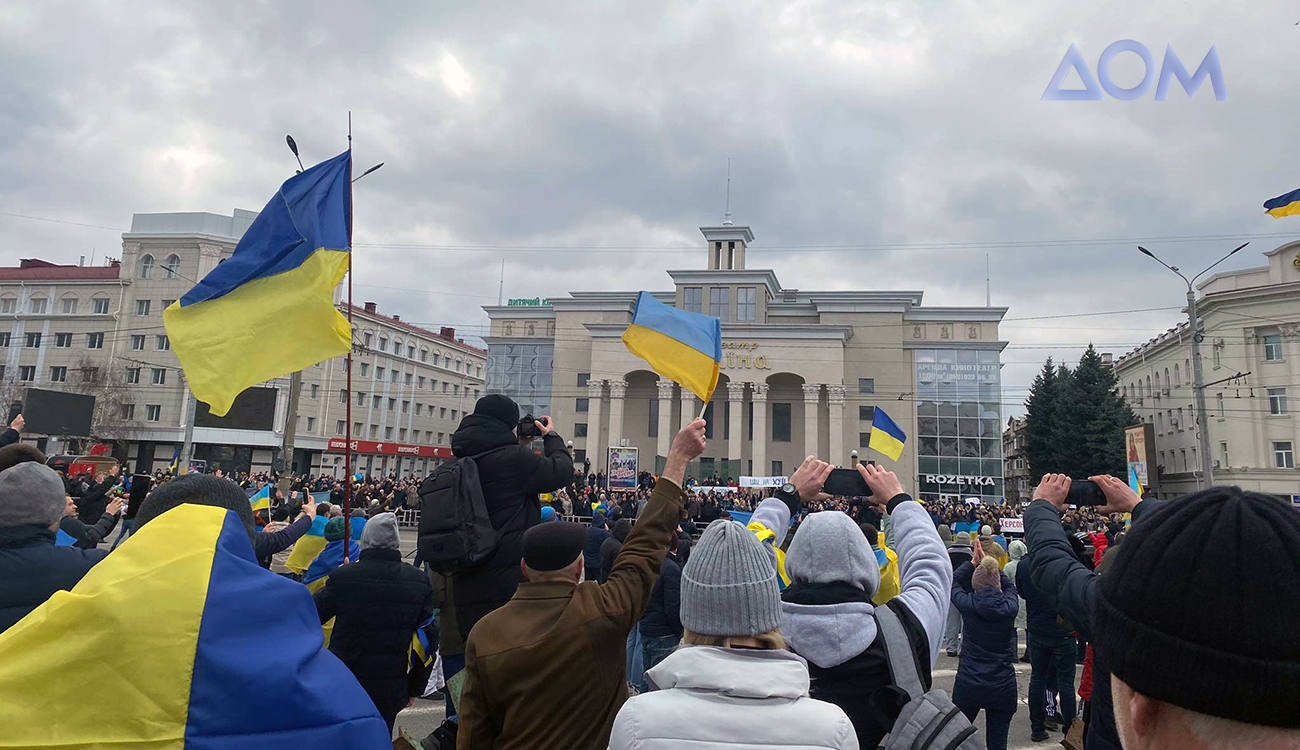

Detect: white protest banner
999,517,1024,534
740,476,789,488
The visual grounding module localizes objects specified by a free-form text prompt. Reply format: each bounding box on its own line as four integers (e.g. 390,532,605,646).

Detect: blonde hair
972,557,1002,590
681,628,787,651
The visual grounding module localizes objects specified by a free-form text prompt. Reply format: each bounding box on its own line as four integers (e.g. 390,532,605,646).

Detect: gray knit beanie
681,520,781,637
0,461,67,527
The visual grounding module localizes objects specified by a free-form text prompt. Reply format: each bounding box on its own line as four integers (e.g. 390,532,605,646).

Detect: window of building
572,396,589,415
1274,441,1294,469
138,254,155,279
1157,412,1164,432
451,409,459,421
155,335,169,351
418,376,426,389
25,332,41,348
49,366,67,382
858,405,872,421
440,407,447,419
453,384,460,396
1176,407,1184,430
359,362,370,377
376,366,385,379
161,254,180,278
772,403,792,442
577,373,590,388
1216,392,1225,419
1220,441,1229,468
378,337,388,352
357,391,367,406
709,287,729,320
135,299,150,316
130,334,146,351
398,428,407,441
363,332,373,347
308,384,318,399
92,296,110,314
420,348,428,362
415,403,423,416
388,398,396,412
336,420,345,435
126,368,140,384
391,370,400,383
60,297,78,314
55,333,72,348
369,425,378,438
737,287,756,321
442,383,449,393
0,297,14,314
28,297,47,314
1269,387,1288,415
305,417,315,432
574,423,588,437
0,333,8,348
771,460,783,477
354,422,363,435
437,432,445,444
859,432,871,448
858,378,875,394
404,373,413,386
151,368,166,385
87,332,104,349
121,403,135,420
1213,347,1221,368
146,404,161,422
162,299,175,310
1180,449,1187,471
402,400,410,414
18,365,34,382
1264,334,1283,361
683,287,703,314
408,345,415,358
385,426,394,440
1173,363,1180,386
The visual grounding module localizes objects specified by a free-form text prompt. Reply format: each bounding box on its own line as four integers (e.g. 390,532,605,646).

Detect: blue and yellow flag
0,504,391,748
164,150,353,416
869,406,907,461
622,291,722,402
284,514,330,575
249,484,271,513
1264,187,1300,218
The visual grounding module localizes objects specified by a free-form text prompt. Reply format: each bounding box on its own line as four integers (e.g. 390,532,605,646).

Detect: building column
680,389,697,430
751,383,769,476
1283,324,1300,454
827,383,846,466
607,379,627,449
656,379,675,459
586,380,605,470
803,383,822,460
727,381,746,471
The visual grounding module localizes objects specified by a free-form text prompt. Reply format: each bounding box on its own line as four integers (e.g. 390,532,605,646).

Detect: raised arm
524,418,576,493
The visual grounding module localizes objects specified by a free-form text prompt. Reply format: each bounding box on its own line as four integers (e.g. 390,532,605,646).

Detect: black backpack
417,448,505,575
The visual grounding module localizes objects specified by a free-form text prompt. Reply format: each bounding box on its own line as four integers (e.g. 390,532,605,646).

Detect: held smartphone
1067,479,1106,507
822,468,872,497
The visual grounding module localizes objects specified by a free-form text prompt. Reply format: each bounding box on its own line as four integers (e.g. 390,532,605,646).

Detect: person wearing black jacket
314,513,435,735
600,518,633,583
76,465,121,524
1025,474,1159,750
584,511,610,578
251,496,315,568
427,394,574,641
0,414,24,450
636,536,682,690
59,494,123,549
1016,525,1078,741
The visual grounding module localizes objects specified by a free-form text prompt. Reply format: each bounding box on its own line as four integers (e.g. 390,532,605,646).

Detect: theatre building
482,221,1009,502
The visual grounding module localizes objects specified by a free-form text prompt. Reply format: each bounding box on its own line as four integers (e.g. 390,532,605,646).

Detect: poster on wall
1124,423,1158,491
607,447,638,490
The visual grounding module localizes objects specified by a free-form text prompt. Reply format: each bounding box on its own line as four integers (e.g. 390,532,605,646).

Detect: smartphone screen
1067,479,1106,507
822,468,872,497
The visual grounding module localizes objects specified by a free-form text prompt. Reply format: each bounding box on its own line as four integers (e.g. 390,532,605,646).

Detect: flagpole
342,112,354,563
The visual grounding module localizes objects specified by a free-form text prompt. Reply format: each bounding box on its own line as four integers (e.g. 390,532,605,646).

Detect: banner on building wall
607,447,638,490
739,475,789,488
1124,423,1158,491
325,439,453,459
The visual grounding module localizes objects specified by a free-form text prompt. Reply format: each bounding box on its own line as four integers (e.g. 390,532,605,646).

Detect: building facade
0,210,485,477
1113,242,1300,500
483,223,1009,502
1002,415,1030,505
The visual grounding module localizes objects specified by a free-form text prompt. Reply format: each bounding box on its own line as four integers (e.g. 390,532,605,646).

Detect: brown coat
456,477,684,750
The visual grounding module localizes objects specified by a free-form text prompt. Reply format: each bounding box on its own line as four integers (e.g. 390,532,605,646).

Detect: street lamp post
1137,242,1248,490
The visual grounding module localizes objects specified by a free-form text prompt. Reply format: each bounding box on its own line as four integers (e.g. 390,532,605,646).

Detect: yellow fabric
284,534,328,574
872,545,901,606
622,323,720,403
1267,202,1300,218
164,248,352,416
747,522,791,587
306,575,336,647
0,504,223,749
868,428,905,461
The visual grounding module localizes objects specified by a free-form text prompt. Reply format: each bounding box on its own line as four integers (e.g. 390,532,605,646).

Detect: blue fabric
639,634,681,691
628,292,722,360
54,529,77,547
304,540,347,585
184,511,390,749
871,406,907,443
180,151,351,307
1265,186,1300,210
308,515,329,536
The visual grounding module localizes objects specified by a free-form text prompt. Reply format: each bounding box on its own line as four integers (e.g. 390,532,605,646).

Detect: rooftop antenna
498,258,505,305
985,253,991,307
723,158,733,226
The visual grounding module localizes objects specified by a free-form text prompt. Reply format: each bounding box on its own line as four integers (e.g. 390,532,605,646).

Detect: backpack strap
874,605,925,702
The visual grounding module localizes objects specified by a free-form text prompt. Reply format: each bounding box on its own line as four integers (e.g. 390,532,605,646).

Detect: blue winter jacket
950,561,1019,713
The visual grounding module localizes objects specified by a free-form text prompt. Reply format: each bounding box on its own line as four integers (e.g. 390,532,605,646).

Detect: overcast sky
2,0,1297,415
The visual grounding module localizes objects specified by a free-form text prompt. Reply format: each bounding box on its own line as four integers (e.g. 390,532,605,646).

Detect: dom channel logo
1042,41,1226,101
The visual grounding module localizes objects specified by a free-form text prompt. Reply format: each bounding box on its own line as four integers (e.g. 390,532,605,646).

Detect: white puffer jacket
607,645,860,749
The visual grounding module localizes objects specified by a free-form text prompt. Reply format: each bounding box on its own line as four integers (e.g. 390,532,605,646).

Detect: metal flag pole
343,112,354,562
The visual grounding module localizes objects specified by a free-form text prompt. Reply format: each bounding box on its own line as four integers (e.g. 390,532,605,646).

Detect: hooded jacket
438,413,574,639
950,561,1019,712
608,646,860,749
1002,539,1029,630
779,497,951,748
584,511,610,577
0,525,107,634
599,518,632,583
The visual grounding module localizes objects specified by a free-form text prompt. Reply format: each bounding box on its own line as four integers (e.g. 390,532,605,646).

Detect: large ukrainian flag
621,291,722,402
0,504,391,748
868,406,907,461
285,513,331,574
1264,187,1300,218
164,150,353,416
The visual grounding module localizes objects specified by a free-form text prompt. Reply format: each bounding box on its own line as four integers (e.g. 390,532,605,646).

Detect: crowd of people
1,394,1298,750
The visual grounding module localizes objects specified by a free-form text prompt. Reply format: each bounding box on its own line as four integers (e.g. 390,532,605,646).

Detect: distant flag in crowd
621,291,722,403
1264,187,1300,218
310,490,332,505
0,504,391,748
868,406,908,461
166,446,181,474
284,514,330,575
163,150,354,416
249,484,271,513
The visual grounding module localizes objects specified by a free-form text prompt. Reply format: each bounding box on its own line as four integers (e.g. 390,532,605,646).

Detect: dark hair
860,522,879,547
0,444,46,473
134,474,256,541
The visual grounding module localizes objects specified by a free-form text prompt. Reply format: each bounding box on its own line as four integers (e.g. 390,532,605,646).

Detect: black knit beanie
1094,486,1300,728
473,394,520,428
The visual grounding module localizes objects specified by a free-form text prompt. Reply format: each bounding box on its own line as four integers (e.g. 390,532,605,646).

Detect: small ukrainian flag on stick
868,406,907,461
249,484,271,513
621,292,722,409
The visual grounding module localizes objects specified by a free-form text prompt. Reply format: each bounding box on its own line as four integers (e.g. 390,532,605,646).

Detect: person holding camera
445,394,575,643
